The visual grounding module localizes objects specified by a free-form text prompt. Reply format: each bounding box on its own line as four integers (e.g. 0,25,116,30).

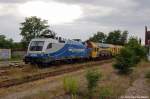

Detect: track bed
0,58,112,88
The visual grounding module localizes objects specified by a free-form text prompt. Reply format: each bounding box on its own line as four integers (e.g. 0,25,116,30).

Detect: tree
0,35,14,49
12,42,24,50
20,16,50,48
88,30,128,45
106,30,128,45
89,32,107,43
106,30,122,45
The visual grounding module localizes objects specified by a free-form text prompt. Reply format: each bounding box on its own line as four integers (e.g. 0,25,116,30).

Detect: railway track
0,58,112,88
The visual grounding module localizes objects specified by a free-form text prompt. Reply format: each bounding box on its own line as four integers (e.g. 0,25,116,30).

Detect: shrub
86,69,101,98
113,48,136,74
126,37,147,60
114,37,147,74
63,76,79,98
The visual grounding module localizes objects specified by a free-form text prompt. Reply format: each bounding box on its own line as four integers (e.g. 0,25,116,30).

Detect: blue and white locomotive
24,37,91,65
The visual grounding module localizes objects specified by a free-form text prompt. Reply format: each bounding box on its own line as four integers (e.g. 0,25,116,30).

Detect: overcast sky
0,0,149,42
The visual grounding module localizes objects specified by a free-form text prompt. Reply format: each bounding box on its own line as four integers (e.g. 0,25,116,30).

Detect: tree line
89,30,128,45
0,35,23,50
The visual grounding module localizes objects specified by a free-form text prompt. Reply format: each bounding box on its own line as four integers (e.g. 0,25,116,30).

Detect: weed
63,76,79,99
86,68,101,99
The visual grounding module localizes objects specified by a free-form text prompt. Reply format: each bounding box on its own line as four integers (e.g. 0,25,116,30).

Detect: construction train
24,37,122,66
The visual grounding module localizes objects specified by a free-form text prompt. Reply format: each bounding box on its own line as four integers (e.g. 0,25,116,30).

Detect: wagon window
47,43,52,49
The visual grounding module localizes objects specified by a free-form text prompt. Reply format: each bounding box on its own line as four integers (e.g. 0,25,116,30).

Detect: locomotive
24,37,122,65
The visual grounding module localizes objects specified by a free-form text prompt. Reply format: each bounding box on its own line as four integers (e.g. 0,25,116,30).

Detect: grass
0,60,112,83
22,61,150,98
99,86,113,99
99,76,131,97
81,61,150,98
0,61,150,99
21,91,53,99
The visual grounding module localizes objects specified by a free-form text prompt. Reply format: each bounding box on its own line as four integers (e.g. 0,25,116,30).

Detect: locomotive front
24,38,51,65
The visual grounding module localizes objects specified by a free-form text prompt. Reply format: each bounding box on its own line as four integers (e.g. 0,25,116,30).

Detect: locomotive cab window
29,41,44,51
47,43,52,49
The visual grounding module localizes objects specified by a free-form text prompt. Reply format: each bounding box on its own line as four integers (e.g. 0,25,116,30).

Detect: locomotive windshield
29,41,44,51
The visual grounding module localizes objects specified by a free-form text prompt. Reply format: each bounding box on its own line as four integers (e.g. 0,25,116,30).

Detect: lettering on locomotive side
68,47,85,53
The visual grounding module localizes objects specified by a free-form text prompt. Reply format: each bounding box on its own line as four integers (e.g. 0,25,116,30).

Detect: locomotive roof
31,38,84,45
31,38,59,43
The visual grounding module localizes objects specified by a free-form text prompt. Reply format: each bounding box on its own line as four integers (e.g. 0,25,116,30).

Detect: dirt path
122,74,150,99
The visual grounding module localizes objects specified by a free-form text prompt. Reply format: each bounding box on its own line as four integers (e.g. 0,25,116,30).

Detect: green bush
86,69,101,98
113,48,137,74
125,37,147,60
114,37,147,74
63,76,79,98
